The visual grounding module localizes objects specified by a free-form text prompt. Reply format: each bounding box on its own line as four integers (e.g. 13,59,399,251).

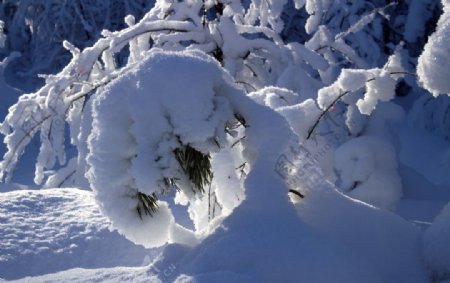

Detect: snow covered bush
318,49,405,117
410,0,450,148
0,0,153,86
417,0,450,96
0,0,412,188
87,49,252,247
302,1,394,69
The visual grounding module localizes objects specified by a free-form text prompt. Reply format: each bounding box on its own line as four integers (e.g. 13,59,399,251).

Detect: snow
0,188,159,281
334,136,402,210
249,86,321,141
170,169,385,282
10,266,157,283
2,1,450,282
0,21,6,50
87,50,244,248
0,55,39,186
408,94,450,142
404,0,437,43
399,126,450,186
417,1,450,96
318,51,404,116
114,49,382,283
210,149,245,217
338,69,369,92
294,182,428,283
423,202,450,281
356,73,397,115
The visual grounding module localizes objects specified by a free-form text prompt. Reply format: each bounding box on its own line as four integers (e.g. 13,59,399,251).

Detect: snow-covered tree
0,0,153,87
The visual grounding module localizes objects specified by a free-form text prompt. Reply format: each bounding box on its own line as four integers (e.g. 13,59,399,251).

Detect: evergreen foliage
137,144,213,219
174,145,213,194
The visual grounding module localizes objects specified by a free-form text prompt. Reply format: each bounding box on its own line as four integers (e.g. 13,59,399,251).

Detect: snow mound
8,266,157,283
295,182,428,283
249,86,321,141
0,189,158,280
334,136,402,210
173,197,383,283
423,202,450,281
248,86,302,108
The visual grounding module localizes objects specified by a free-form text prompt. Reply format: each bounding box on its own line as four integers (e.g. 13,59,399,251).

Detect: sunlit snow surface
0,188,159,281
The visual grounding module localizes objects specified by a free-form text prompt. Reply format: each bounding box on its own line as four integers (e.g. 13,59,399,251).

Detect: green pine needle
136,144,213,220
174,145,213,194
136,192,159,219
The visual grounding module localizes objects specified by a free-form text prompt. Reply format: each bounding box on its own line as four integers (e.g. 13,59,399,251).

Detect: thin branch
288,189,304,199
231,136,246,148
306,71,412,140
307,89,349,140
56,169,77,188
0,115,51,180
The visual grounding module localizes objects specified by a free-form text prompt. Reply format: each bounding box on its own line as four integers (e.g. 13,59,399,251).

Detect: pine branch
134,141,214,220
174,145,213,194
136,192,159,219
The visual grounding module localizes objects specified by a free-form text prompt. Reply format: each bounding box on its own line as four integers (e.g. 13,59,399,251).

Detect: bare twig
306,71,411,140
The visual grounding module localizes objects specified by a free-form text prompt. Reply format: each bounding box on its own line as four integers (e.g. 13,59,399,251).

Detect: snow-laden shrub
0,0,332,187
86,49,252,247
333,136,402,210
318,49,405,116
0,0,349,248
0,0,412,189
0,0,153,85
299,49,406,165
417,0,450,96
303,1,392,70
